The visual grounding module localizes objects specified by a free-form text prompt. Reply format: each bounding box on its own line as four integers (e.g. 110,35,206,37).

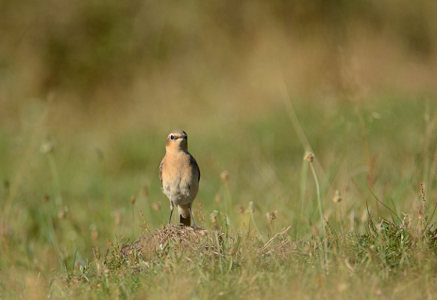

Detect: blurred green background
1,0,437,106
0,0,436,298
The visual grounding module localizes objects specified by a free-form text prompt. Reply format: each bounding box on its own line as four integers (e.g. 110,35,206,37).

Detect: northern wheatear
159,130,200,227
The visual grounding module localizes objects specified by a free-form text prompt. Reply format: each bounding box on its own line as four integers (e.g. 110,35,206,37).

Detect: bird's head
166,129,188,152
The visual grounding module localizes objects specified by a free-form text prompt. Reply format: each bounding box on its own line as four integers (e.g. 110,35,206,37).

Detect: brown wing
189,155,200,182
159,159,164,184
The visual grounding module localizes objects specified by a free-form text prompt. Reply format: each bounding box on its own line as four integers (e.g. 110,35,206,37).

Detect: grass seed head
220,171,229,181
40,137,55,154
58,207,68,219
266,211,277,224
91,229,99,241
3,180,9,191
210,210,219,224
249,201,255,213
332,190,342,203
152,202,161,211
141,185,148,197
43,194,50,202
210,213,217,224
304,152,314,162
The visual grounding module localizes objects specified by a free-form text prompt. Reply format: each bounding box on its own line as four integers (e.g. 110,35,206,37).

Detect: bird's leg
168,201,174,225
189,205,197,228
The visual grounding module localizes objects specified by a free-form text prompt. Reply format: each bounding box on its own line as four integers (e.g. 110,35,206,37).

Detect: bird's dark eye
170,135,175,140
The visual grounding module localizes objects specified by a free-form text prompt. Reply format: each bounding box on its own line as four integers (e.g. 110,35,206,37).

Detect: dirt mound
122,225,224,261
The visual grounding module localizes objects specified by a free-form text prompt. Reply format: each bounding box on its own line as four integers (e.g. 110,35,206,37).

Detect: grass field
0,97,436,299
1,1,437,298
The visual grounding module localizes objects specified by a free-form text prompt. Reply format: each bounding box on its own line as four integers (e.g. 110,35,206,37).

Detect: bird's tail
178,205,191,226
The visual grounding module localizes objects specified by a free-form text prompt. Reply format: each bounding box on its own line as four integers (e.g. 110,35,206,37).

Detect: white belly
163,181,196,206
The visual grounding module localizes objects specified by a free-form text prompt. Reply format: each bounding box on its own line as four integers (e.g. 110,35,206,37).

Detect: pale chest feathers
160,152,200,205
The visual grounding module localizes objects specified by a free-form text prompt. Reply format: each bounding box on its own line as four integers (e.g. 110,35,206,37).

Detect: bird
159,130,200,227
